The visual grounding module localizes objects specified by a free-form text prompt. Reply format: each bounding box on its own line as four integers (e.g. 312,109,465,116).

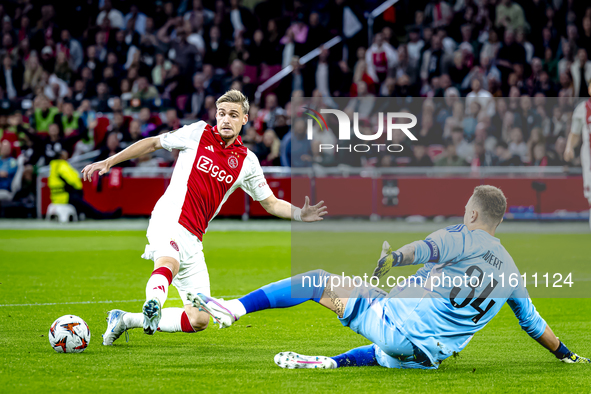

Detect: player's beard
219,127,238,142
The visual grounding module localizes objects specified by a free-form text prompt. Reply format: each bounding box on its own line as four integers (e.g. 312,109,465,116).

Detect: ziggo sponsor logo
196,156,234,183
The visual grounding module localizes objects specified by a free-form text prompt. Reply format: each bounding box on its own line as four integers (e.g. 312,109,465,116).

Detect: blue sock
331,345,378,368
551,341,572,359
239,269,330,314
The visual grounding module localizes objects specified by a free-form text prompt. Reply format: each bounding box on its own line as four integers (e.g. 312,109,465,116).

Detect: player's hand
371,241,393,279
81,159,112,181
564,147,575,162
560,352,591,364
300,196,327,222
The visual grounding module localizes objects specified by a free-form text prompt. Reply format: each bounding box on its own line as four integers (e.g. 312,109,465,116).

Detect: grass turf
0,229,590,393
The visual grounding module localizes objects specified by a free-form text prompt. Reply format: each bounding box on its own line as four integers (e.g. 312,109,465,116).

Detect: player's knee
188,311,209,331
301,269,332,287
154,257,180,277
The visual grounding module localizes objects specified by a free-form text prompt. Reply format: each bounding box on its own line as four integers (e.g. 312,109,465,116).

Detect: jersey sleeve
159,121,204,151
240,153,273,202
413,225,467,265
507,284,547,339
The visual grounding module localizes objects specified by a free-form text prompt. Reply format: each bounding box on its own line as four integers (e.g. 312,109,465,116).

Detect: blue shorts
339,285,436,369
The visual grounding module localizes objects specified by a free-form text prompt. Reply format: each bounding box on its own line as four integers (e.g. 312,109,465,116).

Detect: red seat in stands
93,117,111,148
243,65,258,84
176,95,189,112
149,114,162,126
259,64,282,83
123,116,133,129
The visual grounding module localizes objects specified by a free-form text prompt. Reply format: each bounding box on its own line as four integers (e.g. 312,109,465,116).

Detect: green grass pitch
0,229,590,393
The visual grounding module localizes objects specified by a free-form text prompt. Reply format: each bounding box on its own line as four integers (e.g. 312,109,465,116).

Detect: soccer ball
48,315,91,353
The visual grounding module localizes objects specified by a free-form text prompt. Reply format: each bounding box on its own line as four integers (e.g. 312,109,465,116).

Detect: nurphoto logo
303,107,418,153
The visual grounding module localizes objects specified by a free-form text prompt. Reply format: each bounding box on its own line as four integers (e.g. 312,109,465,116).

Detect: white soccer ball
48,315,91,353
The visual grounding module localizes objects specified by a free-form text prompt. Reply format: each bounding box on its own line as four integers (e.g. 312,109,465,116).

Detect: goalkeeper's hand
372,241,403,280
550,341,590,364
371,241,393,279
559,353,591,364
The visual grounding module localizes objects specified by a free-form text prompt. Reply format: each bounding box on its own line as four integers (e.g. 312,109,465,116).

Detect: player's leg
124,305,209,334
156,243,211,333
330,345,379,367
187,269,357,327
273,345,379,369
119,306,208,334
274,292,432,370
103,256,180,343
142,256,179,334
146,257,179,307
103,228,182,345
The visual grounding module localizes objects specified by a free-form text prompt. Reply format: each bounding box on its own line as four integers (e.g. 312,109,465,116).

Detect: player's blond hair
472,185,507,226
216,90,250,116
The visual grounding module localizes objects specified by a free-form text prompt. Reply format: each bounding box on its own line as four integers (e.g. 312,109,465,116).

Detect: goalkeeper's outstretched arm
536,324,590,363
81,136,163,181
509,296,589,364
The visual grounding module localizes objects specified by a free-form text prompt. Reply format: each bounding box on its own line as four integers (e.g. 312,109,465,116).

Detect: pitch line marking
0,295,245,308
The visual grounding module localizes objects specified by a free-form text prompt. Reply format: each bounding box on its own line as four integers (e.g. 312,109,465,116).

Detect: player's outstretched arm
536,324,590,364
509,296,590,364
81,136,163,181
259,195,327,222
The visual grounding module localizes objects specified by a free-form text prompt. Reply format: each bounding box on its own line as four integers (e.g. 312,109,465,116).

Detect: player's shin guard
237,269,331,316
145,267,173,306
156,308,196,333
331,345,379,368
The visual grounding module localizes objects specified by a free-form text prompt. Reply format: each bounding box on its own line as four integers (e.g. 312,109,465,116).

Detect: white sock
123,309,193,332
145,269,171,306
226,299,247,319
158,308,191,332
123,312,143,329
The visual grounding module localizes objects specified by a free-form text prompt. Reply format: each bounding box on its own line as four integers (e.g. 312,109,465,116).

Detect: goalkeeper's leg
187,269,356,327
273,345,379,369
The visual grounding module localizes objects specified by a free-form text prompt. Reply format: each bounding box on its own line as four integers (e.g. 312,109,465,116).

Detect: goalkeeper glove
551,341,590,364
559,353,590,364
372,249,403,280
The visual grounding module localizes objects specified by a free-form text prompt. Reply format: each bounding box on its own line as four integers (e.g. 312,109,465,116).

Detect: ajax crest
228,156,239,169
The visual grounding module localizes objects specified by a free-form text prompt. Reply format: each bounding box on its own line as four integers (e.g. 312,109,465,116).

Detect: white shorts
141,221,210,305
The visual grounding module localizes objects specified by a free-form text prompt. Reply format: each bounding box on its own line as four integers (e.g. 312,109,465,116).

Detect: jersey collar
211,125,244,149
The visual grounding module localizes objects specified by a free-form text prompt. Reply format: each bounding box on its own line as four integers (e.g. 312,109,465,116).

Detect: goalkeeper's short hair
472,185,507,226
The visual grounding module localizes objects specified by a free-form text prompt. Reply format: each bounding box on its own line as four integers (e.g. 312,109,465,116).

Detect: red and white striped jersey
151,121,273,240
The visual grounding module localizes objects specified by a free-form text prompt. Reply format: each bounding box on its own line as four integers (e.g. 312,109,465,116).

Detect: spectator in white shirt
406,27,424,68
466,78,495,118
96,0,124,30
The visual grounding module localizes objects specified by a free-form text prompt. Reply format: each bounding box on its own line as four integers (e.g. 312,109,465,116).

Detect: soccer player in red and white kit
565,84,591,230
81,90,327,345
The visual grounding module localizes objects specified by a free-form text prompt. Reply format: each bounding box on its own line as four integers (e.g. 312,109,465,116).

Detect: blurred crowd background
0,0,590,209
